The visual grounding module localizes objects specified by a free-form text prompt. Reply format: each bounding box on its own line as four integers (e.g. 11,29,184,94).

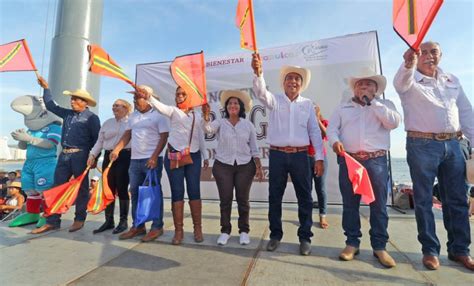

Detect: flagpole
249,0,258,53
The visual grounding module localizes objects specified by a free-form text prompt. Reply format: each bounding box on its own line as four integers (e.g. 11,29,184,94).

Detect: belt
105,148,131,153
407,131,462,141
348,150,387,161
270,145,308,153
62,148,82,154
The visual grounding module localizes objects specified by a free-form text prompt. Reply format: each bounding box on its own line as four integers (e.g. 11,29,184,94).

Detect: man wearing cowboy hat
327,68,401,268
251,53,324,256
32,76,101,234
394,41,474,271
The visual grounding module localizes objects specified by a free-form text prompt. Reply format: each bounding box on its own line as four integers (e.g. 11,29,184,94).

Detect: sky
0,0,473,158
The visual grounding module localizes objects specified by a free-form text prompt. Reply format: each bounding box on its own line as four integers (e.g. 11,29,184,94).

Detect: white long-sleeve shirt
327,98,401,153
90,116,130,157
253,75,324,160
202,118,259,165
393,64,474,143
148,96,208,160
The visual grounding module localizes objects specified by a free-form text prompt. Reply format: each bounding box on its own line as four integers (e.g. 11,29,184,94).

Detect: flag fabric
343,153,375,204
393,0,444,50
235,0,257,51
0,39,37,72
43,169,89,216
88,44,134,85
170,51,207,109
87,163,115,214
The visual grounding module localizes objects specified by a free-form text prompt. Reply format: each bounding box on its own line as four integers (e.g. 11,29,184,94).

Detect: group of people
0,170,24,219
12,41,473,271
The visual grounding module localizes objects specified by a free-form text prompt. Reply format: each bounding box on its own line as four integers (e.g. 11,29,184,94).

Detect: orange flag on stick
88,44,134,86
170,51,207,110
343,152,375,204
87,163,115,214
393,0,444,50
0,39,37,72
235,0,258,52
43,168,89,216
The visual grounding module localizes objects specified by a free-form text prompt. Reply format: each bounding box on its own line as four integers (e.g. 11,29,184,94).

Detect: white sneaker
239,232,250,245
217,233,230,245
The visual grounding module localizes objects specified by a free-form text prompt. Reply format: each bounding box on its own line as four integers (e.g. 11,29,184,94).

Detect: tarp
136,31,383,203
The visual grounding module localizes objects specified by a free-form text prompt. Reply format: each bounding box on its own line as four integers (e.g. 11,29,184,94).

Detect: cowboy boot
189,199,203,242
113,199,129,234
93,201,115,234
172,201,185,245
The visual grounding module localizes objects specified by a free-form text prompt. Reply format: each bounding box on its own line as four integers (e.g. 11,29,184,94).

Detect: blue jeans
164,151,202,202
338,155,389,250
268,150,313,242
309,156,328,215
407,137,470,256
128,157,164,230
46,150,89,227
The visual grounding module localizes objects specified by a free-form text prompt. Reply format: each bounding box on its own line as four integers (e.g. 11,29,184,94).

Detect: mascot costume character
9,95,62,227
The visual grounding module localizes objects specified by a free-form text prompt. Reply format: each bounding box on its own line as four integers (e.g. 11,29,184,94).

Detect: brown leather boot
172,201,185,245
189,199,203,242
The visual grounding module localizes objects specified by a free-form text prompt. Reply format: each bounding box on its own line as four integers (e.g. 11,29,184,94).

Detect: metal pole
47,0,103,112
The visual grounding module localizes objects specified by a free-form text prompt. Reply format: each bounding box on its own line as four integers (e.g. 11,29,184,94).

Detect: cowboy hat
466,157,474,184
279,66,311,94
127,84,161,100
63,89,97,107
348,68,387,97
220,90,253,112
8,181,22,189
91,176,100,181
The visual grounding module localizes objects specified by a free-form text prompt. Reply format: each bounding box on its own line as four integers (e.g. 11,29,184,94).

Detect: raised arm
393,48,420,95
37,76,70,118
251,53,276,109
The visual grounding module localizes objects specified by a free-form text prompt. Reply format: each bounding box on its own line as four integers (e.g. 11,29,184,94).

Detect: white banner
136,31,382,203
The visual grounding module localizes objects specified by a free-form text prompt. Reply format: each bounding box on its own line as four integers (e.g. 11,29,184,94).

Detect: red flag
343,153,375,204
87,163,115,214
88,44,134,86
170,51,207,109
235,0,258,51
393,0,444,50
0,39,37,72
43,169,89,216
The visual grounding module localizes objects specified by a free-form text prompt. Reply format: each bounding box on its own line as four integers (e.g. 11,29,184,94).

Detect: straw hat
348,68,387,97
466,157,474,184
220,90,253,112
63,89,97,107
279,66,311,93
8,181,22,189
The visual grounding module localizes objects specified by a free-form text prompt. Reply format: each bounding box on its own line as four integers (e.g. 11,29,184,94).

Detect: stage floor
1,201,473,285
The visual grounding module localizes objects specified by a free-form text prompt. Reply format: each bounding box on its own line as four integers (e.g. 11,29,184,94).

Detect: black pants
103,150,131,200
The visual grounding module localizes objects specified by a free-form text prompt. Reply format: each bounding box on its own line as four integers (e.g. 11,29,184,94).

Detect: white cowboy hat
348,67,387,97
466,157,474,184
279,66,311,94
127,85,160,100
220,90,253,112
63,89,97,107
91,176,100,181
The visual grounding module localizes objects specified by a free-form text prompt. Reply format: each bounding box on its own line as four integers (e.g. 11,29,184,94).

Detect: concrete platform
1,201,473,286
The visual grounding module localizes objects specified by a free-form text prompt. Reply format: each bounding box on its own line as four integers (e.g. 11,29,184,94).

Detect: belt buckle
286,147,297,153
434,133,449,141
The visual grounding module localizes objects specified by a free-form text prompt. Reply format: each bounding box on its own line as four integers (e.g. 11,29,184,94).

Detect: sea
0,158,413,184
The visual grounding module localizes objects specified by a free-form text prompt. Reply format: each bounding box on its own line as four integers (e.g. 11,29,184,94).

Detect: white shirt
89,116,130,157
202,118,259,165
127,108,170,160
393,64,474,143
327,98,401,153
253,75,324,160
148,97,208,160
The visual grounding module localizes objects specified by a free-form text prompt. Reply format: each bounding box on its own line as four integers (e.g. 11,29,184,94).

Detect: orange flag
0,39,37,72
87,163,115,214
235,0,258,51
170,51,207,110
88,44,134,86
343,153,375,204
43,168,89,216
393,0,444,50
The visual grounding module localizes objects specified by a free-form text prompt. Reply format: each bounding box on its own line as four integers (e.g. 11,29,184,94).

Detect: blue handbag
136,169,162,226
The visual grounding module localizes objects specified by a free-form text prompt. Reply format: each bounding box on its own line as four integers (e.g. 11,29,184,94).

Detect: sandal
319,215,329,229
